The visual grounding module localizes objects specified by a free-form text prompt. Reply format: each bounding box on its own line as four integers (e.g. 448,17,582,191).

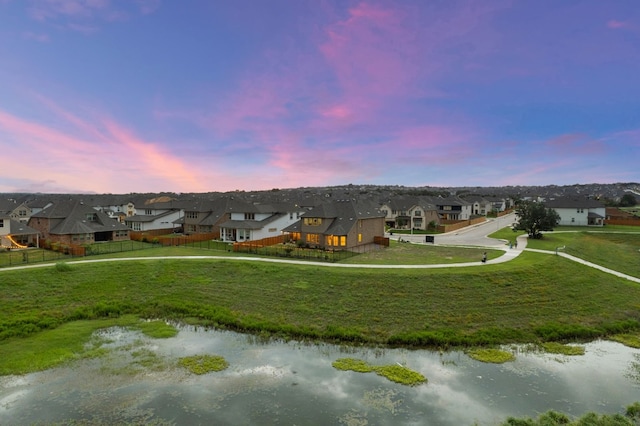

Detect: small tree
513,200,560,239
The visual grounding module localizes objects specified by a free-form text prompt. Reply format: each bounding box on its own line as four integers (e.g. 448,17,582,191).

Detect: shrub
55,262,73,272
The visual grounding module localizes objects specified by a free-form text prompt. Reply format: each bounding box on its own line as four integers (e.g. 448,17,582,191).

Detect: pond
1,325,639,425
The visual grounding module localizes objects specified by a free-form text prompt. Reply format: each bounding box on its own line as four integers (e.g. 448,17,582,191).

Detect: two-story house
284,199,385,250
0,199,32,224
125,200,184,232
544,197,606,226
219,201,306,242
462,196,494,216
435,196,472,220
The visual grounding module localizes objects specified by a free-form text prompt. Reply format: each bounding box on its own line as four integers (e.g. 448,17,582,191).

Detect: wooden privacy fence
374,236,390,247
437,217,486,233
154,232,220,247
233,234,288,251
605,218,640,226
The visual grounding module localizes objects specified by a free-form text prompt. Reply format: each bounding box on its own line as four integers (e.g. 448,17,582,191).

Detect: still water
1,325,639,425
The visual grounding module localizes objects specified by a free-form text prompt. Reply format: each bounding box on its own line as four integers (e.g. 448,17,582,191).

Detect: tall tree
620,194,637,207
513,200,560,239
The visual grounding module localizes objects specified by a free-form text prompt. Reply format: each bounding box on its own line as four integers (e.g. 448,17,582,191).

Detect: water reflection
1,326,639,425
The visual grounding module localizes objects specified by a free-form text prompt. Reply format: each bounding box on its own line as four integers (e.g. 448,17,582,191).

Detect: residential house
28,200,131,245
462,196,494,216
0,213,39,248
379,197,414,229
180,197,234,236
0,198,32,223
125,200,184,232
407,198,440,230
219,200,306,242
434,196,472,220
484,196,511,213
544,197,606,226
283,199,385,250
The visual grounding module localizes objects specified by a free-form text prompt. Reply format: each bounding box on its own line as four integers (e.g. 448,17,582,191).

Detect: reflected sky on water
1,325,639,425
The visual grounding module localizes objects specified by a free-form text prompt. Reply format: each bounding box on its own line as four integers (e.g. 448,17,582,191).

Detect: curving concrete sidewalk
524,248,640,283
1,227,638,284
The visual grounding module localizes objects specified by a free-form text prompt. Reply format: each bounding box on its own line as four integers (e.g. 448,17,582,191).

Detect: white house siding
555,207,606,226
252,214,299,240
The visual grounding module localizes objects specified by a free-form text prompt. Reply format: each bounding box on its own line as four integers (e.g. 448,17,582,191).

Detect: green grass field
1,225,639,375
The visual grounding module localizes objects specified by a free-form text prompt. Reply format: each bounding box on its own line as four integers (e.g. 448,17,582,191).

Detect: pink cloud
543,133,605,156
0,98,220,193
319,2,421,102
607,19,627,29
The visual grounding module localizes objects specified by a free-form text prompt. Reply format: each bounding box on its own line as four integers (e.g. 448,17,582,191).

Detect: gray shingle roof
544,197,604,209
32,200,129,234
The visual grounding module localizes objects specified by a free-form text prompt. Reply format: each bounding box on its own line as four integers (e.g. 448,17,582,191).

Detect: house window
86,213,97,222
0,220,3,228
18,210,27,217
244,213,255,220
131,222,141,231
306,233,319,244
340,236,346,246
186,212,198,219
187,225,196,233
145,209,152,215
414,210,421,216
381,209,388,216
358,233,362,242
290,213,294,219
571,218,575,223
303,218,322,226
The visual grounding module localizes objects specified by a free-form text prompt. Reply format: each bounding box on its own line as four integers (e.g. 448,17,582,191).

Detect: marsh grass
0,316,140,375
466,348,515,363
135,320,178,338
540,342,585,356
332,357,427,386
178,354,229,374
610,334,640,349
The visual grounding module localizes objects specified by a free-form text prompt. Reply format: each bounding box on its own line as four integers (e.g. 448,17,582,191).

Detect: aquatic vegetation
362,388,402,414
178,354,229,375
610,333,640,349
332,357,426,386
540,342,585,356
625,354,640,384
466,348,515,363
502,402,640,425
135,320,179,338
332,357,372,373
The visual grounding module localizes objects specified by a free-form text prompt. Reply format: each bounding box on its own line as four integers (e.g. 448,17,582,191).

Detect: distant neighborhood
1,183,638,251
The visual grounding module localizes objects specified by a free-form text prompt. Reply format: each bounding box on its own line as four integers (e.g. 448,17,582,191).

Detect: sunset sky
0,0,638,194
